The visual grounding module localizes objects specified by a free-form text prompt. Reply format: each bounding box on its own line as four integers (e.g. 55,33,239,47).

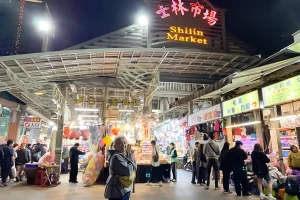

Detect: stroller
183,152,192,171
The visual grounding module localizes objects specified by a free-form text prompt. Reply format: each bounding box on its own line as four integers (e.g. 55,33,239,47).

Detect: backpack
285,177,300,196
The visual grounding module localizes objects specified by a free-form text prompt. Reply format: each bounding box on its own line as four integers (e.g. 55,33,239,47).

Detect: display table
135,163,171,183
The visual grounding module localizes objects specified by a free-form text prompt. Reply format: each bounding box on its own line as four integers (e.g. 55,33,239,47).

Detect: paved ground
0,170,256,200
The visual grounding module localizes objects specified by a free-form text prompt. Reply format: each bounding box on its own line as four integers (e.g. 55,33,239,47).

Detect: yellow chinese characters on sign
262,75,300,107
222,90,259,117
167,26,208,44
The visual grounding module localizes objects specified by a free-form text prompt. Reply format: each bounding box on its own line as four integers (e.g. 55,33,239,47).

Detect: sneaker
171,179,177,182
268,195,276,200
191,181,196,184
223,190,233,194
155,182,163,187
260,194,267,200
158,181,163,186
215,187,220,190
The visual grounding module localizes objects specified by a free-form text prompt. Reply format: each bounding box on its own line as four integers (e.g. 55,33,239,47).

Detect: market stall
222,90,261,153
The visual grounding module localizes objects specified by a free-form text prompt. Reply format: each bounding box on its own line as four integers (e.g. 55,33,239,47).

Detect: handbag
153,146,159,162
119,171,136,188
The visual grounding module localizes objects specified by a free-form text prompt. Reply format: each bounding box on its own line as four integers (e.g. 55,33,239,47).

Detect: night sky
48,0,300,57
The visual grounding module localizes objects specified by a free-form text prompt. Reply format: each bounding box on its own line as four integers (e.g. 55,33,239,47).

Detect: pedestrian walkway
0,170,256,200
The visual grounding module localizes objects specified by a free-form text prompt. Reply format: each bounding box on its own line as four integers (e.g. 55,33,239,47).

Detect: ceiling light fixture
226,121,261,128
75,108,99,112
270,115,297,121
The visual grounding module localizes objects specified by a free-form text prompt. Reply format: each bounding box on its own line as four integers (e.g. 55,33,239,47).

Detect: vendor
288,145,300,170
69,143,85,183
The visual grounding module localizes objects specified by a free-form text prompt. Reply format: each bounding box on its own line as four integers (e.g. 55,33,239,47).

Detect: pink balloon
99,140,105,148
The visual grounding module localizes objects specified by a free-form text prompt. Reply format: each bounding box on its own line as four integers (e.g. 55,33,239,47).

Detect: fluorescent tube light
270,115,297,121
78,115,99,118
75,108,99,112
118,109,135,113
226,121,261,128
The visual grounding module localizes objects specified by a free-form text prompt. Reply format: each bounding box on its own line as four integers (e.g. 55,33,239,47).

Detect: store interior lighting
226,121,261,128
118,109,135,113
78,115,99,118
75,108,99,112
270,115,298,121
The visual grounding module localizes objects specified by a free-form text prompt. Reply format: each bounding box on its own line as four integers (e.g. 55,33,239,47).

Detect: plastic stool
34,169,49,186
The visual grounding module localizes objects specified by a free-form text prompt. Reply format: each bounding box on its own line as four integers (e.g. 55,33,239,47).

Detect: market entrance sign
167,26,208,44
156,0,218,26
262,75,300,107
24,117,41,129
188,104,221,127
222,90,259,117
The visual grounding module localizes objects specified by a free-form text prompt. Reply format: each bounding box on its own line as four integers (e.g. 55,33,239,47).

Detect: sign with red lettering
156,0,218,26
188,104,221,127
24,117,41,129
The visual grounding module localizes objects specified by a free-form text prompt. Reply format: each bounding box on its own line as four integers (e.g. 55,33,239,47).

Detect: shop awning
171,56,300,106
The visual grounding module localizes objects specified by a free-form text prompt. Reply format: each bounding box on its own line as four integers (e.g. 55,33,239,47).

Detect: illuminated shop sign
156,0,218,26
167,26,208,44
187,104,221,127
262,75,300,107
222,90,259,117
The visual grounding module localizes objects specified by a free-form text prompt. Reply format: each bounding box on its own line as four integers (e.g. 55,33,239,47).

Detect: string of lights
14,0,26,54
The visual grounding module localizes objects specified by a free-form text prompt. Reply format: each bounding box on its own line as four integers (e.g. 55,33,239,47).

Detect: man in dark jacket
1,139,15,186
228,141,250,196
69,143,85,183
15,143,30,182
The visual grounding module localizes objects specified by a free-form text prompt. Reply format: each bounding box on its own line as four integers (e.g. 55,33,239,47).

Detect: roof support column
188,101,193,115
7,106,25,142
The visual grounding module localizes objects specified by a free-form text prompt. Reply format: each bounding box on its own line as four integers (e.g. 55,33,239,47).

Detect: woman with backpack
251,143,276,200
147,140,162,186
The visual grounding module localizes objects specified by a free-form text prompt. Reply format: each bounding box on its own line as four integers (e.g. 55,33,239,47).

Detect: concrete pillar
188,101,193,115
54,115,64,174
226,117,233,146
253,110,263,144
7,108,24,142
102,87,107,126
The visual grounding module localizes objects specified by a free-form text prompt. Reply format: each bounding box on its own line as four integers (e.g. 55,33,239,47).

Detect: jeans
151,166,162,183
198,166,206,184
233,169,248,195
109,192,131,200
16,165,25,180
191,161,197,183
206,159,219,188
1,165,11,184
69,163,78,182
222,169,230,191
171,162,177,180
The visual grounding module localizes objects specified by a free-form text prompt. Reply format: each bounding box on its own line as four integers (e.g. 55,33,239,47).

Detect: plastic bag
82,152,95,168
82,151,104,187
285,177,300,196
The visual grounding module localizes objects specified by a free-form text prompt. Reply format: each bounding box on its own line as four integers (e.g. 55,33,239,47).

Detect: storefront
222,90,261,153
261,75,300,165
187,104,222,143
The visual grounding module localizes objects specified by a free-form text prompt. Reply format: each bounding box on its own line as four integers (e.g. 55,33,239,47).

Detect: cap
235,141,243,146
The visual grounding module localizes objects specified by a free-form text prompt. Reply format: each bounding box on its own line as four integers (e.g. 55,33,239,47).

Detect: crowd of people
188,133,276,200
0,139,47,187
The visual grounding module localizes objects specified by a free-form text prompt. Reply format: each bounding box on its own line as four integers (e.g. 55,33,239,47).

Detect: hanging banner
188,104,221,127
262,75,300,107
222,90,259,117
24,117,41,129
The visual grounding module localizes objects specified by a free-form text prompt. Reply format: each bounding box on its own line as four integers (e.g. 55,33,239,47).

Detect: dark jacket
70,146,85,163
15,148,30,165
228,146,248,171
220,149,230,171
251,150,270,175
104,150,137,199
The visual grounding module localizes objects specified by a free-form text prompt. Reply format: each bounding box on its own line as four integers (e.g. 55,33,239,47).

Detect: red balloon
112,128,120,136
69,130,81,139
81,129,91,140
63,126,70,139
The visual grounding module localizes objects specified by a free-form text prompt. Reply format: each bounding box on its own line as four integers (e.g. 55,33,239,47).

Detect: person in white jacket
147,140,162,186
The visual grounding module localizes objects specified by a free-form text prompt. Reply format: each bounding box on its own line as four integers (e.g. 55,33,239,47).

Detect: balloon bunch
102,136,113,146
64,126,91,141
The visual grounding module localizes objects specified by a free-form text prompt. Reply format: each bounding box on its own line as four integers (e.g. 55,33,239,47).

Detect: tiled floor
0,170,256,200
